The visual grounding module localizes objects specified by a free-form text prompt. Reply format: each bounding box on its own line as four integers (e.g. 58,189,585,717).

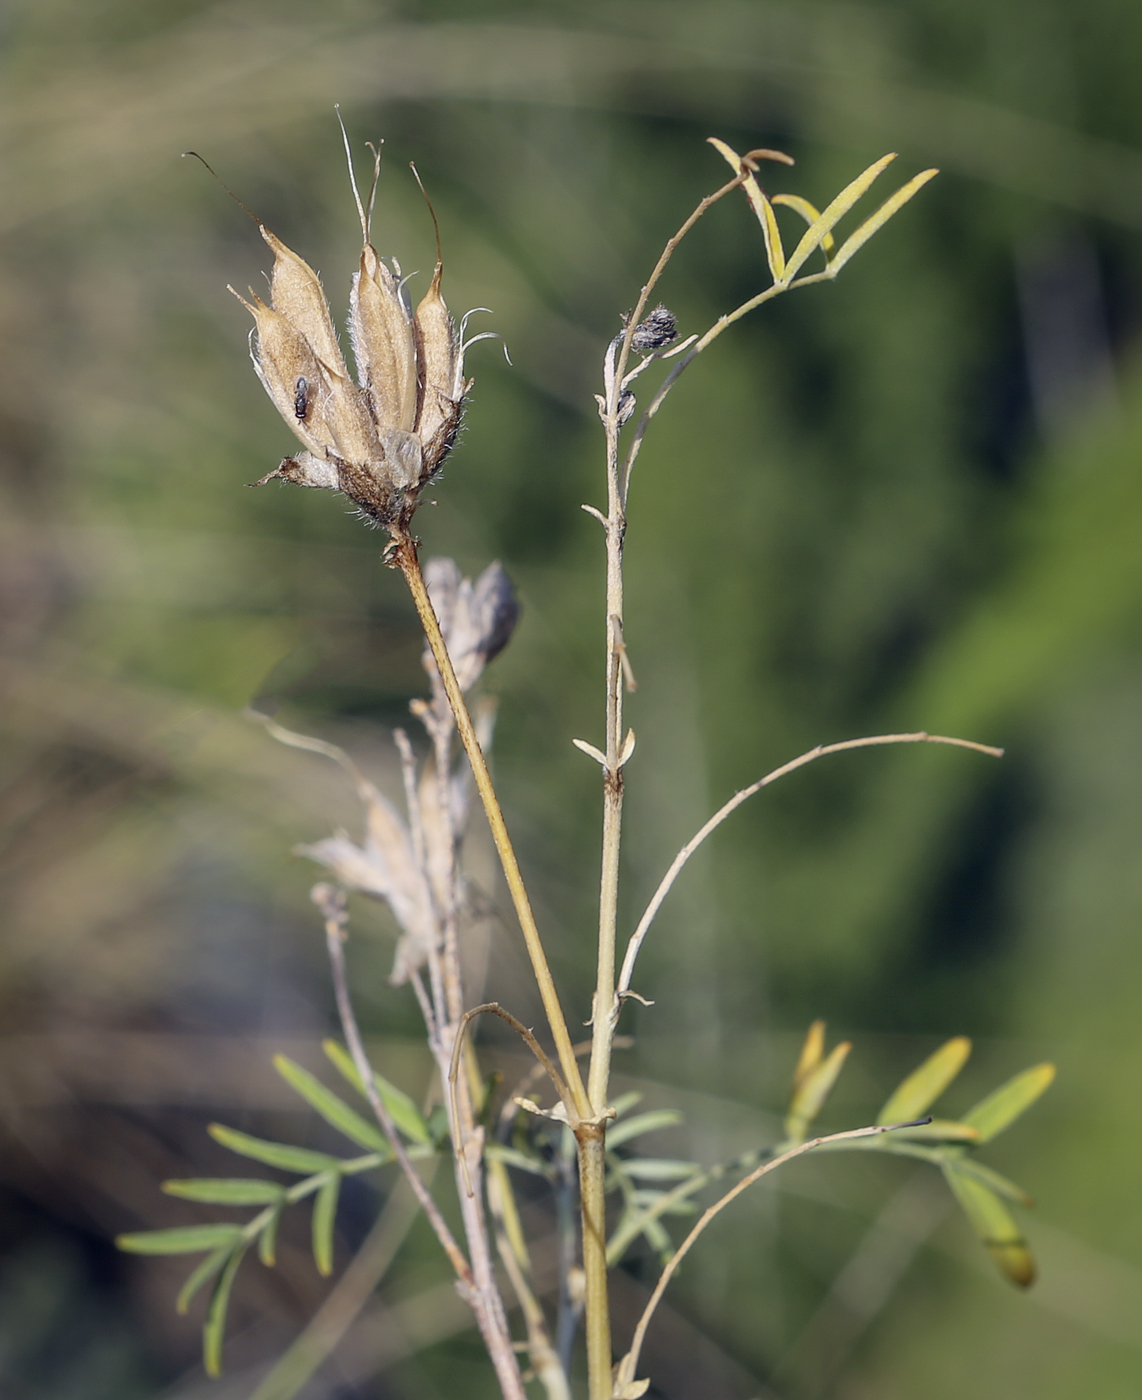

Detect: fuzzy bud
630,304,678,352
422,558,520,696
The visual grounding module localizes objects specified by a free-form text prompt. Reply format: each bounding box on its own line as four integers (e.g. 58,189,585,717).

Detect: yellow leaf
792,1020,826,1094
707,137,786,282
782,153,898,282
943,1166,1035,1288
826,168,939,275
786,1039,850,1143
962,1063,1056,1143
878,1036,972,1124
771,193,835,252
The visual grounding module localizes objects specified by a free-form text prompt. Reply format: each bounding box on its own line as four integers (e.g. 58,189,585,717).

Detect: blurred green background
3,0,1142,1396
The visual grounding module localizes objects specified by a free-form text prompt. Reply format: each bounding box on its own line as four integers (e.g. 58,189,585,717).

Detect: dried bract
422,558,520,699
233,144,472,530
630,304,677,352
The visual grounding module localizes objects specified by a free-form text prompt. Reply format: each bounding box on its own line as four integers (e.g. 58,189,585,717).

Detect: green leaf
258,1205,283,1267
942,1164,1034,1287
785,1040,851,1143
619,1159,703,1182
606,1110,683,1149
163,1178,285,1205
116,1224,243,1255
631,1189,698,1216
204,1245,247,1377
781,153,897,281
322,1040,432,1144
208,1123,340,1175
177,1246,232,1314
826,168,939,275
311,1171,341,1277
274,1054,392,1154
878,1037,972,1124
426,1104,450,1146
961,1063,1056,1143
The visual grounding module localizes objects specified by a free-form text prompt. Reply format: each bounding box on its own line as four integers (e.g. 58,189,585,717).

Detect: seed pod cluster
232,150,468,530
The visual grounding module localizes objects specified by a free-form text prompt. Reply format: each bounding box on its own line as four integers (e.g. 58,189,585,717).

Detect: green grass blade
942,1164,1034,1287
116,1224,243,1255
274,1054,392,1154
204,1245,247,1377
311,1171,341,1277
176,1245,232,1314
782,153,897,281
825,168,939,276
962,1063,1056,1142
605,1110,683,1149
322,1039,431,1144
208,1123,340,1175
162,1178,285,1205
877,1037,972,1123
785,1040,851,1143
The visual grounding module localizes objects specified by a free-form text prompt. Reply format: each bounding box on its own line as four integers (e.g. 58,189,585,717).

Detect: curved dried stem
618,732,1003,1001
614,1119,929,1394
449,1001,572,1197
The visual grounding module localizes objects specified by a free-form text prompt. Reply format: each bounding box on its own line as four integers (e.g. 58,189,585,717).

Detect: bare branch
618,732,1003,999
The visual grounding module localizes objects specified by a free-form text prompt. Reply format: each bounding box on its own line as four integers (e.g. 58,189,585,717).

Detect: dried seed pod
234,136,478,531
630,304,678,352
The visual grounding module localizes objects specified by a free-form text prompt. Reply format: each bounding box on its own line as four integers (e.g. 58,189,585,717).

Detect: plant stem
393,532,591,1123
575,1120,612,1400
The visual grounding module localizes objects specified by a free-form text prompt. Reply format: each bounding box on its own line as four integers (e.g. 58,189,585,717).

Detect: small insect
293,375,309,420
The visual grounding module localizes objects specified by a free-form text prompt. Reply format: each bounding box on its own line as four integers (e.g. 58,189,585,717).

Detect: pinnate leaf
177,1246,233,1314
781,153,897,281
826,168,939,275
878,1037,972,1124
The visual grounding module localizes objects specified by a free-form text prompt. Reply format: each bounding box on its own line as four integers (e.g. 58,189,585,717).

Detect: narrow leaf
163,1178,285,1206
208,1123,339,1175
942,1165,1034,1287
620,1159,703,1182
611,1091,644,1118
485,1143,549,1176
273,1054,392,1154
782,153,897,281
792,1020,825,1094
878,1037,972,1124
258,1205,283,1266
771,194,835,252
707,136,786,282
879,1118,979,1143
311,1171,341,1277
204,1245,247,1377
826,169,939,275
117,1225,243,1255
962,1063,1056,1143
322,1039,432,1144
632,1189,698,1216
786,1040,851,1143
606,1110,683,1149
177,1246,232,1314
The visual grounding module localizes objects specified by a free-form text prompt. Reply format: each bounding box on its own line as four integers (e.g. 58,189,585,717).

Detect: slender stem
317,889,471,1284
617,731,1004,1003
575,1121,612,1400
393,532,591,1122
615,1121,920,1391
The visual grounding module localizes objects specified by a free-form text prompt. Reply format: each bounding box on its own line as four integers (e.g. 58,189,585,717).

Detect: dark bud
617,389,636,426
631,304,678,352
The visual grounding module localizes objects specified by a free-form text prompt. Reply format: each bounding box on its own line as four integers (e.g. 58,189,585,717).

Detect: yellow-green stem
394,533,591,1121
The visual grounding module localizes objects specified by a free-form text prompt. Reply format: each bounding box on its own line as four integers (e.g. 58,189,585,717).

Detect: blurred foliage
3,0,1142,1397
